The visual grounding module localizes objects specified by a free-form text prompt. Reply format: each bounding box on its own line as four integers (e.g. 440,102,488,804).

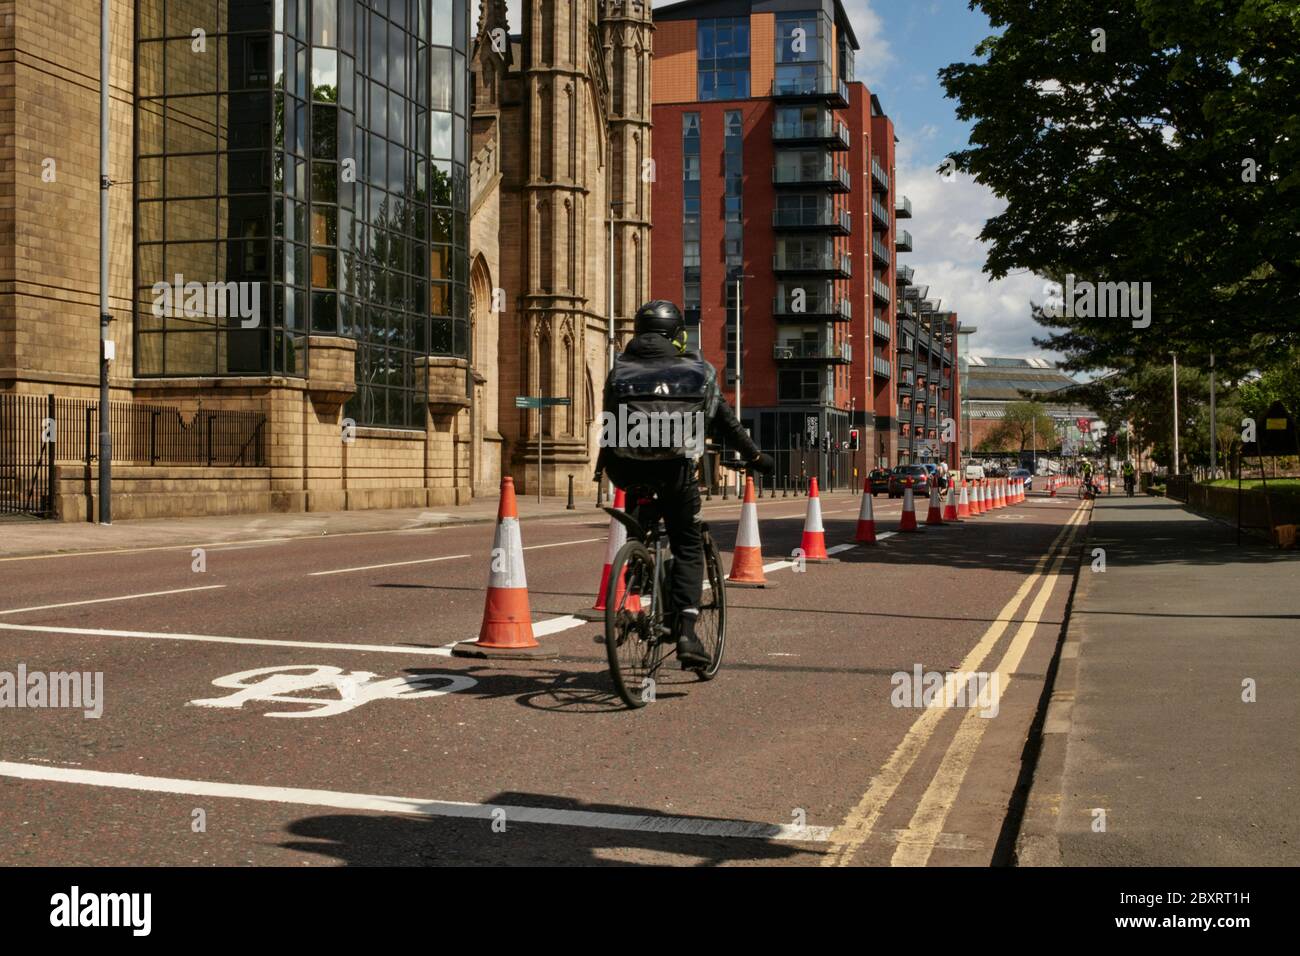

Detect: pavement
1016,493,1300,866
0,483,1092,866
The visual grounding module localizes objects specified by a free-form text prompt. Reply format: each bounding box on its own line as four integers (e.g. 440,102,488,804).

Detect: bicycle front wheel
692,530,727,680
604,539,662,708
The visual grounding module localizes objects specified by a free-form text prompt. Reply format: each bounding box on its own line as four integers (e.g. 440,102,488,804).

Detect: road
0,488,1088,866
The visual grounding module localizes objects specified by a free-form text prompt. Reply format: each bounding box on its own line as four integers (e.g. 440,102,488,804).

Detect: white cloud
895,159,1058,362
839,0,896,86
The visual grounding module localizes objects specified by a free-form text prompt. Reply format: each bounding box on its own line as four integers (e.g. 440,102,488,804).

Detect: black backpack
602,354,718,461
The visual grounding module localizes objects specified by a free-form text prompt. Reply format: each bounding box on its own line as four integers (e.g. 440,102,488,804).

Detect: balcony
773,163,851,192
897,406,912,424
898,317,917,338
873,354,892,379
896,229,913,252
773,207,851,235
896,263,915,285
872,316,891,341
772,252,851,278
772,296,852,322
872,276,892,305
871,235,891,266
870,157,889,193
773,117,851,151
871,196,891,229
771,75,850,108
897,351,914,368
773,340,853,364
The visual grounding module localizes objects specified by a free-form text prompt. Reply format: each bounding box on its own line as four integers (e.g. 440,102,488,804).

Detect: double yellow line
823,501,1090,866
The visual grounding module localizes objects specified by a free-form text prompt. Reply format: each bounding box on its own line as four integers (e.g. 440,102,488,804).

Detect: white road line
0,615,590,659
0,586,227,617
523,537,606,551
826,543,855,555
0,761,831,843
308,554,471,577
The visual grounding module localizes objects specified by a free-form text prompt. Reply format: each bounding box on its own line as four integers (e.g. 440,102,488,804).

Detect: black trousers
603,456,704,617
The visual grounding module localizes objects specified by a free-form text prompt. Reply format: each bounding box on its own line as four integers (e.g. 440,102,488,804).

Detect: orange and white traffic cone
979,479,990,514
799,477,833,561
957,479,971,518
576,487,627,620
970,480,982,516
1050,477,1058,498
943,480,960,521
855,477,878,544
454,477,556,659
899,479,921,532
926,482,944,525
728,476,774,588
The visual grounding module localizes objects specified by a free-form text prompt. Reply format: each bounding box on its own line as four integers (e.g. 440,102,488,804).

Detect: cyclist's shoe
675,614,710,669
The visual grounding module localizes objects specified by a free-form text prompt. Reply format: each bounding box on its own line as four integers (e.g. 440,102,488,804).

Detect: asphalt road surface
0,489,1088,866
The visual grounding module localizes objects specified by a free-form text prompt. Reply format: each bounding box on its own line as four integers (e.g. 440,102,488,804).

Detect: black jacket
596,332,760,475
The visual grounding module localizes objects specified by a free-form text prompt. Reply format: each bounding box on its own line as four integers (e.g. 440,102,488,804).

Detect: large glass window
774,10,831,95
135,0,471,430
682,112,701,347
697,17,750,101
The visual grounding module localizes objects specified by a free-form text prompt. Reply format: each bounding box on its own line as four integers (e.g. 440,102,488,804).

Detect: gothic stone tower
470,0,652,497
602,1,654,357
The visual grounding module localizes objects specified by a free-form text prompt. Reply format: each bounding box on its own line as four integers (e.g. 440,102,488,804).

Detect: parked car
1009,467,1033,491
866,468,892,496
888,464,931,498
963,462,986,481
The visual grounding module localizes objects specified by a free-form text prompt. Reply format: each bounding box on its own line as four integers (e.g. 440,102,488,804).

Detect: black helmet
634,300,685,338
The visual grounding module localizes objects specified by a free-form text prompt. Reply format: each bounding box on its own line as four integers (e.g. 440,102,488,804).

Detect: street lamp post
1171,352,1181,474
732,273,753,495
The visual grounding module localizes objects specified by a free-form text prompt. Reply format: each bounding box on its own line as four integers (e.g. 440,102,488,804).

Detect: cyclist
1081,459,1096,496
595,300,774,669
1123,459,1136,496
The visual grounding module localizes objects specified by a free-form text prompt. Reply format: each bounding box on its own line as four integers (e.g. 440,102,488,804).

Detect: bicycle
1078,479,1098,500
601,463,738,709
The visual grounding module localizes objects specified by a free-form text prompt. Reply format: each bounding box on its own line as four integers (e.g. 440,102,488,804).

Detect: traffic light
849,428,860,451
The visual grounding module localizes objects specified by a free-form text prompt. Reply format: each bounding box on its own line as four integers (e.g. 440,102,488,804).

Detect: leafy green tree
940,0,1300,376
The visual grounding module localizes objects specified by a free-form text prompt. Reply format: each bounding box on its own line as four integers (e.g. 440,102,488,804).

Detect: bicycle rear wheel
691,530,727,680
604,539,662,708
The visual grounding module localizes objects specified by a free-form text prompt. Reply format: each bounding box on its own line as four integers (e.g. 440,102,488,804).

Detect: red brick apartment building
649,0,960,488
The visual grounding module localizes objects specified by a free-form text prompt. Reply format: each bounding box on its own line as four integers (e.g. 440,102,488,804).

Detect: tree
986,401,1058,456
940,0,1300,377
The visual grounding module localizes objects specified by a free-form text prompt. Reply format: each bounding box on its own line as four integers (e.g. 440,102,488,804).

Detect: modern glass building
134,0,470,429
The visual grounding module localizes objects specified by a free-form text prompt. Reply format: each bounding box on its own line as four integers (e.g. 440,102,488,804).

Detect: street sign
515,396,572,409
805,415,818,445
1245,401,1297,456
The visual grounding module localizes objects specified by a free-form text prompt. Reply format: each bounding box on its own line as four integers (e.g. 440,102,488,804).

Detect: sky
475,0,1051,362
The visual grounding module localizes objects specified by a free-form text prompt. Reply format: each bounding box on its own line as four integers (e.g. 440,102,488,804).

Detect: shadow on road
279,795,823,865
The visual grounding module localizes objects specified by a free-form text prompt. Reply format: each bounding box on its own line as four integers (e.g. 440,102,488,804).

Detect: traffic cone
576,487,627,620
899,480,921,532
728,476,774,588
978,479,989,514
799,478,833,561
855,477,878,543
926,482,944,525
1050,477,1058,498
957,479,971,518
454,477,557,659
943,481,960,521
996,478,1007,509
970,480,981,516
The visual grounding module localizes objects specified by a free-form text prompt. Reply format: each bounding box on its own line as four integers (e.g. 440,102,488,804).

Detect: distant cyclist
1123,460,1136,496
595,301,774,669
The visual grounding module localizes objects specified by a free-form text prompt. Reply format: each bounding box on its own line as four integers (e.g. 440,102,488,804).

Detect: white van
963,461,986,481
